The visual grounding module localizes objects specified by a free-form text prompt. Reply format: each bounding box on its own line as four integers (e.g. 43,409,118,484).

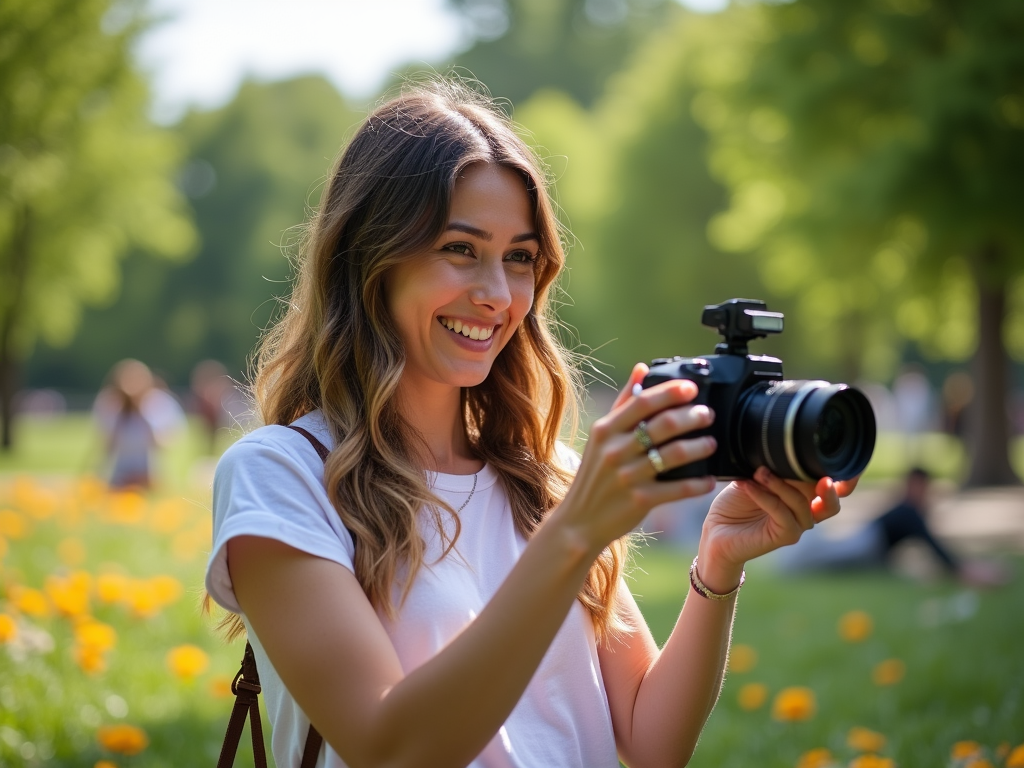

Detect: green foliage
0,0,195,356
28,76,366,389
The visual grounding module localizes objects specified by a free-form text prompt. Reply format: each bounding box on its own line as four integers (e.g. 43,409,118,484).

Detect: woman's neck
394,382,482,475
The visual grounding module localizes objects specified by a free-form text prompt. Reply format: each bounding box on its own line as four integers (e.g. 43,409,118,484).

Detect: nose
469,258,512,313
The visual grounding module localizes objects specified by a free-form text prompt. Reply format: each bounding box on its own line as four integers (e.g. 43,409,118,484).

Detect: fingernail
632,383,643,397
705,436,717,451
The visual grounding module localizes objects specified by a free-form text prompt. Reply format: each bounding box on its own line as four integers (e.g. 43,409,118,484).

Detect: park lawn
630,545,1024,768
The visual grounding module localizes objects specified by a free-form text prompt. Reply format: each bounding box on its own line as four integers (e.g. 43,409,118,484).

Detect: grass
1,415,1022,767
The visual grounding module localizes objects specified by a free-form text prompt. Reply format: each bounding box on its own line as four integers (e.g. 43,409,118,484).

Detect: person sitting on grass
204,78,858,768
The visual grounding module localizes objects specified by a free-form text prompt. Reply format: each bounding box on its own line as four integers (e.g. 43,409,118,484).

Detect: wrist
694,541,745,596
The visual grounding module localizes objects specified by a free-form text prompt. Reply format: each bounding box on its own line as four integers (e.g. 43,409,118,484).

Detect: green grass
631,545,1024,767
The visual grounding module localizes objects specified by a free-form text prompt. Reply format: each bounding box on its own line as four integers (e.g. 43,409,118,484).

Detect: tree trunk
964,244,1021,487
0,204,31,451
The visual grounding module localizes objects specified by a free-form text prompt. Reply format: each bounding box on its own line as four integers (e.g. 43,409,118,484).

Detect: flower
738,683,768,710
0,613,17,643
0,509,28,538
75,618,118,653
729,643,758,673
952,742,983,760
166,644,210,680
94,761,118,768
771,686,816,721
10,586,50,617
838,610,873,642
797,747,835,768
209,674,233,698
104,492,147,525
44,571,92,617
848,755,894,768
148,575,184,607
872,659,905,686
97,724,148,755
1006,744,1024,767
96,573,131,604
964,759,994,768
847,727,887,753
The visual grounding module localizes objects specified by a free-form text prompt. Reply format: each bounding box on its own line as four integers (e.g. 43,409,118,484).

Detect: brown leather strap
217,642,268,768
217,423,331,768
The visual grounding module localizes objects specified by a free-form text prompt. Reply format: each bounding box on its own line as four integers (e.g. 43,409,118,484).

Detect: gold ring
634,421,653,451
647,447,666,474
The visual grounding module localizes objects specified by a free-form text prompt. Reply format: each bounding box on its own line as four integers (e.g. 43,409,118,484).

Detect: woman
205,80,855,768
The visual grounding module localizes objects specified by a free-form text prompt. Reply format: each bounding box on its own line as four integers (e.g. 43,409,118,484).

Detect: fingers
834,475,861,498
606,377,701,434
610,363,649,410
618,435,718,483
748,468,817,531
811,476,841,522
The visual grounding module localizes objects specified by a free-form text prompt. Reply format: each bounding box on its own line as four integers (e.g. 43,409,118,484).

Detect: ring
634,421,654,451
647,447,666,474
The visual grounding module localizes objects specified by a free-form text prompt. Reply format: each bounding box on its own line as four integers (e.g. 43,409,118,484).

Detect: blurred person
774,467,1008,587
92,359,184,489
204,80,859,768
941,370,974,439
189,359,235,452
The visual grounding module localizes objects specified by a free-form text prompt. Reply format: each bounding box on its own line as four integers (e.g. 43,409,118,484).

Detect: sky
137,0,727,123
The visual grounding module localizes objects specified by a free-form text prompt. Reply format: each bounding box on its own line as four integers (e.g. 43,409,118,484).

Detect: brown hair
226,78,632,641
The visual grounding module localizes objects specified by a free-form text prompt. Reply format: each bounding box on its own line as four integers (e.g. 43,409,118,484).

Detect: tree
698,0,1024,485
28,76,365,392
0,0,195,447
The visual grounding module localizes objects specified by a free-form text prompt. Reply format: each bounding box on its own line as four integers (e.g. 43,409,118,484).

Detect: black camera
642,298,876,481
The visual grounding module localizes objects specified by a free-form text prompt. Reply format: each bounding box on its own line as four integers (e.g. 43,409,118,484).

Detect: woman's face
386,161,538,396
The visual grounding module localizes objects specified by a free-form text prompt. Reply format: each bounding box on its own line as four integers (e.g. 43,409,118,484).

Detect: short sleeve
204,426,355,613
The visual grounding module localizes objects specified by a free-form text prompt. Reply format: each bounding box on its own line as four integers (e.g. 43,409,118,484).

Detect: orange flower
1006,744,1024,767
10,586,50,617
97,724,148,755
44,571,92,617
96,573,131,605
148,575,184,607
0,509,28,538
104,492,147,525
75,618,118,653
872,659,905,686
737,682,768,710
796,747,835,768
771,686,816,722
0,613,17,643
848,727,887,753
848,756,894,768
209,674,233,698
75,644,108,674
94,761,118,768
729,643,758,673
838,610,873,642
952,742,984,760
166,644,210,680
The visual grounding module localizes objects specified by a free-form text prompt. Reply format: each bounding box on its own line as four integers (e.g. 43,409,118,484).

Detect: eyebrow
445,222,539,244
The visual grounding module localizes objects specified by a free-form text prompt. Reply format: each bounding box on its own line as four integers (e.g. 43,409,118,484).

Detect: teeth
439,317,493,340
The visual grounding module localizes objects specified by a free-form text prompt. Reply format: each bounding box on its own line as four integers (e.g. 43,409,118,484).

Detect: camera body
642,299,876,482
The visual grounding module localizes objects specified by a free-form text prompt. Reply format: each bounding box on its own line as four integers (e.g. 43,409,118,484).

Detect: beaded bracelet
689,555,745,601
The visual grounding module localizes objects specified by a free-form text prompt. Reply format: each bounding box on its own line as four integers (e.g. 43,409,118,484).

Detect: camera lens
737,381,876,481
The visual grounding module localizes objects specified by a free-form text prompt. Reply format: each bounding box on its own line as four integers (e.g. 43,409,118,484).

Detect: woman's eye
506,249,537,264
443,242,473,256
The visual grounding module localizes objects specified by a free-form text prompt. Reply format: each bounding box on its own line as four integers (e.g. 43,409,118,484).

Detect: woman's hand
696,468,859,590
555,363,718,553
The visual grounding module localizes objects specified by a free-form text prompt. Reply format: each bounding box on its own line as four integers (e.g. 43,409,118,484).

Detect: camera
642,298,876,482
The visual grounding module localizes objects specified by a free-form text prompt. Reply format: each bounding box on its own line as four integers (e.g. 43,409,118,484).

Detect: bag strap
216,424,330,768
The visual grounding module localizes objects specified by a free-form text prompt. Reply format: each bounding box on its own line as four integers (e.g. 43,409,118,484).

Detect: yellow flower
97,724,148,755
1006,744,1024,767
44,571,92,617
166,644,210,680
96,573,131,605
104,492,147,525
148,575,184,607
94,761,118,768
796,747,834,768
0,509,28,538
771,686,816,722
10,586,50,617
848,756,894,768
0,613,17,643
872,659,905,686
952,742,983,760
57,537,87,567
848,727,887,753
74,644,108,674
738,682,768,710
729,643,758,673
75,618,118,652
838,610,873,642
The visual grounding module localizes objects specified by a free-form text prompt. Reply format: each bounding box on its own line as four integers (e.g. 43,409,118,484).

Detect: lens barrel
738,380,876,481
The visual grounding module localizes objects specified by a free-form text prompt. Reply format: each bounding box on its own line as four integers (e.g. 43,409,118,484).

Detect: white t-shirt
205,411,619,768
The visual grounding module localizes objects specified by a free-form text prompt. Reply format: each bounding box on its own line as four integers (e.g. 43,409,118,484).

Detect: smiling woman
204,76,857,768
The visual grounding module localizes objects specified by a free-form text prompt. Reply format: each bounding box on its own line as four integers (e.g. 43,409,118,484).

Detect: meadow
1,415,1022,767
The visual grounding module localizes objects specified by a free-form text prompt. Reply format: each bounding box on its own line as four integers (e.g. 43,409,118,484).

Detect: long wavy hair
231,79,632,641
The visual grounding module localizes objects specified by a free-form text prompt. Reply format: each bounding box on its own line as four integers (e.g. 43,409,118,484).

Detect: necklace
455,472,478,514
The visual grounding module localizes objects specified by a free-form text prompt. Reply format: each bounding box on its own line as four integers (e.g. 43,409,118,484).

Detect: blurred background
1,1,1022,766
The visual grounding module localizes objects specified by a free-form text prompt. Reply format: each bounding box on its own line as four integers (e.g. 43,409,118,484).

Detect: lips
437,316,495,341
